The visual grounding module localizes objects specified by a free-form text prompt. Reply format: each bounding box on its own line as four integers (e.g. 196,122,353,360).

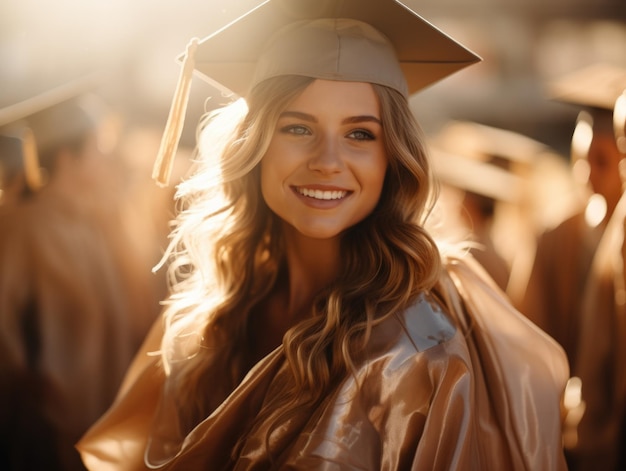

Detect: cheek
366,158,388,197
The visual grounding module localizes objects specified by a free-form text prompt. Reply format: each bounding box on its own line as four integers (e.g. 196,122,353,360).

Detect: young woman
78,1,569,469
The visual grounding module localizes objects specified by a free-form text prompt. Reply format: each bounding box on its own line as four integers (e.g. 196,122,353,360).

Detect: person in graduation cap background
426,140,520,294
516,64,626,471
78,0,569,469
427,120,575,308
566,86,626,471
521,64,626,380
0,80,164,470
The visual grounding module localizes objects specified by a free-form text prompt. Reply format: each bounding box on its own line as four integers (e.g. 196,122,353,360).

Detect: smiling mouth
295,187,349,200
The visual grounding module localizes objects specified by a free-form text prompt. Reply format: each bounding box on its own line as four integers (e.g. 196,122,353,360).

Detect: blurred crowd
427,63,626,471
0,2,625,471
0,77,192,470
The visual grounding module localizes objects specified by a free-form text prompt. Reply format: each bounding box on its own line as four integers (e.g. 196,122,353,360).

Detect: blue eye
281,125,310,135
348,129,375,140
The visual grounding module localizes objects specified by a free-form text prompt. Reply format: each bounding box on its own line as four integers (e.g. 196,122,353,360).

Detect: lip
291,185,352,208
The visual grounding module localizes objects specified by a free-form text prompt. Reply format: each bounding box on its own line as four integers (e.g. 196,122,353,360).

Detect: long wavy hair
158,74,442,455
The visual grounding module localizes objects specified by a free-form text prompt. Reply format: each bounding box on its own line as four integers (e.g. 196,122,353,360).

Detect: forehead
284,79,381,115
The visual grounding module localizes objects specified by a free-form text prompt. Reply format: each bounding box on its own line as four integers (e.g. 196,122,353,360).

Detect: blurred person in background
569,86,626,471
521,64,626,373
519,63,626,470
429,120,574,307
428,144,521,293
0,78,163,470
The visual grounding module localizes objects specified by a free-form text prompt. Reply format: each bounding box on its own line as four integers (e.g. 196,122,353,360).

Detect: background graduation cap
429,146,524,204
546,62,626,170
546,62,626,112
0,76,102,193
153,0,482,186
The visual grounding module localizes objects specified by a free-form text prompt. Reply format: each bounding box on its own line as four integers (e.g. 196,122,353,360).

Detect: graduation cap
547,63,626,158
546,62,626,112
428,122,536,204
430,145,523,204
153,0,482,186
430,120,554,170
0,76,101,192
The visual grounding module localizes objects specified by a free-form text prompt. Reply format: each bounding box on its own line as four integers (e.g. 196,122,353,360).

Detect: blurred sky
1,0,625,154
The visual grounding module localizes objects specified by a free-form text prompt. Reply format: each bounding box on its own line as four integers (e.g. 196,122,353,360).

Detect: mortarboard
430,145,523,203
427,121,543,204
546,63,626,156
187,0,481,99
546,63,626,112
153,0,482,186
0,76,102,192
430,120,553,169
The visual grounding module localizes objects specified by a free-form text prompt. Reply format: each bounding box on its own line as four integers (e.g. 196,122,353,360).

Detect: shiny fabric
77,255,569,470
571,191,626,471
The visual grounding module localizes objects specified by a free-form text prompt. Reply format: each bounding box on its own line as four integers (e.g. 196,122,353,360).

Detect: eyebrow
279,111,382,126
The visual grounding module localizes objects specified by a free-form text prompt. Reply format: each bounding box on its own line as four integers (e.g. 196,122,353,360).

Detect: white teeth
298,188,347,200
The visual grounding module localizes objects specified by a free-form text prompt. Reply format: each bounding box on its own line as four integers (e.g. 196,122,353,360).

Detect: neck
280,223,341,317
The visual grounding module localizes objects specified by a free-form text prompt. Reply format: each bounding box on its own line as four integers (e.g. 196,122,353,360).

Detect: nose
308,135,343,174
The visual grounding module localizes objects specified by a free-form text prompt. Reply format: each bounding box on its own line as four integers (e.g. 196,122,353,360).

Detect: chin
286,220,346,240
297,228,344,240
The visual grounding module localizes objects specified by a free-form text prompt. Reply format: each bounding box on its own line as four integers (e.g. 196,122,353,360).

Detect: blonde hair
158,75,441,456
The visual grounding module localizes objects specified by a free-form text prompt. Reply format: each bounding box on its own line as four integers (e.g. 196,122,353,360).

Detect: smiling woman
77,1,569,470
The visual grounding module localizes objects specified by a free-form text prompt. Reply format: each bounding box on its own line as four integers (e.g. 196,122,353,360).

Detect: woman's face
260,79,388,240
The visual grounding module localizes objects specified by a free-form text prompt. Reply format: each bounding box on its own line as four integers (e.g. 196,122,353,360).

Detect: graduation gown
521,210,603,371
77,255,568,470
571,191,626,471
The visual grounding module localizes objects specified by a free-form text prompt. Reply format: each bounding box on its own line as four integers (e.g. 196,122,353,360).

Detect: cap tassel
152,38,199,187
22,127,44,192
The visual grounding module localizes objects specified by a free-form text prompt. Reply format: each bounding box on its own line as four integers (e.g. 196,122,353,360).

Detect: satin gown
77,255,569,470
